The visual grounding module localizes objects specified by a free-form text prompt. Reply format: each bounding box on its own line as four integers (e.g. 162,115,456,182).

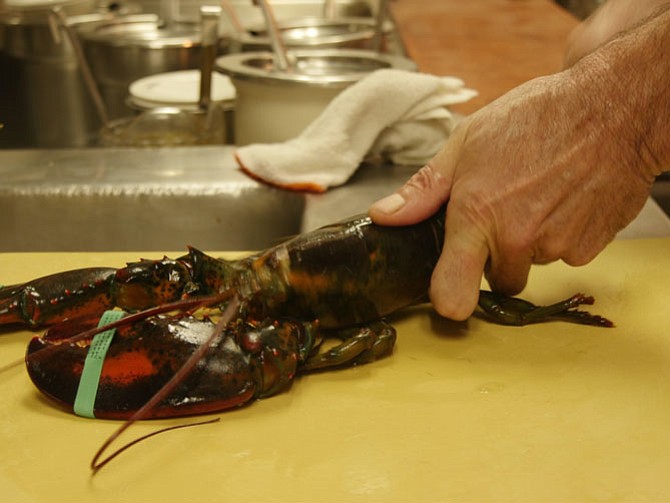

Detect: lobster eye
240,328,263,353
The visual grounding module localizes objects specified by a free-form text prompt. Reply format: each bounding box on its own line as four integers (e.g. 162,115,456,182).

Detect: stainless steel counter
1,146,669,252
0,147,302,251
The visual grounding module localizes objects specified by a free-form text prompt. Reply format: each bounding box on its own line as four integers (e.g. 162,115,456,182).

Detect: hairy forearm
566,3,670,180
564,0,670,66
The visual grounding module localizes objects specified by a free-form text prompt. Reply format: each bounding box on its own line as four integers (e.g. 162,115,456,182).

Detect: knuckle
447,189,495,230
562,246,601,266
534,239,565,264
401,164,449,197
486,267,527,296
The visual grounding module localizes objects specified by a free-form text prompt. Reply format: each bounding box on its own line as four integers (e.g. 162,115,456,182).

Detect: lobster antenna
89,294,242,474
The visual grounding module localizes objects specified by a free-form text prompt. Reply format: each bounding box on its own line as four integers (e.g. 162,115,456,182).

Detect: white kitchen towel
234,68,477,192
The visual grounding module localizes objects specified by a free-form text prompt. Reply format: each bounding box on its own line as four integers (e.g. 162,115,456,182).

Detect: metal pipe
322,0,337,19
371,0,389,52
254,0,292,72
198,5,221,110
220,0,245,36
49,6,109,127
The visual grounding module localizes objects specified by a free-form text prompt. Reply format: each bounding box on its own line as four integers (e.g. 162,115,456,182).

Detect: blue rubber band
73,310,125,418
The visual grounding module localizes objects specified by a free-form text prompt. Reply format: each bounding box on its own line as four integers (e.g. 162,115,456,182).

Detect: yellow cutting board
1,239,669,502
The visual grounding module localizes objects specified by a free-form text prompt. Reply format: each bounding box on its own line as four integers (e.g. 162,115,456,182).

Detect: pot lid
129,70,236,108
2,0,95,19
4,0,90,10
79,18,203,48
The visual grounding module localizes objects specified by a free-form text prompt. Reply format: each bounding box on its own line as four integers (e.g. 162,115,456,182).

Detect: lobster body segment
243,213,445,327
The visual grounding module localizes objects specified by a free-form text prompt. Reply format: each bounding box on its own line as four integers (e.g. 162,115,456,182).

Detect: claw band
73,310,125,418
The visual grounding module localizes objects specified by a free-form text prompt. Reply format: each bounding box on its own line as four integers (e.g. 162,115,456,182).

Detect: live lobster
1,207,612,421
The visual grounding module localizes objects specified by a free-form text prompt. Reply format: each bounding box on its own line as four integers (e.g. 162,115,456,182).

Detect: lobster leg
477,291,614,327
301,321,396,372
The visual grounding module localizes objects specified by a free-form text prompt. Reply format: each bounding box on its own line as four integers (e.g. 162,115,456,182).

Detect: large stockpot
98,7,235,148
0,0,109,148
78,16,230,120
216,49,415,146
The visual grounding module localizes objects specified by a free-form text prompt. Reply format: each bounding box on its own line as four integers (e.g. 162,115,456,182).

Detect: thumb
368,135,462,226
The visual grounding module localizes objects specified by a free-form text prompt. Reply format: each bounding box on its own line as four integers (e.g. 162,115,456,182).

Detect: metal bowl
233,16,392,51
217,48,414,86
216,48,415,145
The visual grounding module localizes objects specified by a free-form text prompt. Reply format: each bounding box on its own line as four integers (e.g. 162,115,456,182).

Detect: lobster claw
0,268,117,327
25,315,260,420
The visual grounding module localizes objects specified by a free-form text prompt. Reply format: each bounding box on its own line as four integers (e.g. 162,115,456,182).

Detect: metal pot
216,49,415,145
0,0,107,147
78,15,230,120
98,6,234,147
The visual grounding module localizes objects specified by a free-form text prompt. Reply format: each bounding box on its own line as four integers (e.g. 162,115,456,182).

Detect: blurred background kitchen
0,0,607,150
0,0,408,148
0,0,668,252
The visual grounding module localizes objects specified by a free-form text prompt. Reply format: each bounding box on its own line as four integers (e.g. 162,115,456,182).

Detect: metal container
98,7,236,148
98,106,230,147
215,48,415,145
0,0,104,148
100,71,236,147
78,16,230,120
231,16,393,52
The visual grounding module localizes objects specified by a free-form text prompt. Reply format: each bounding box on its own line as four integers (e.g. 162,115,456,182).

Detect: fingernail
372,193,405,215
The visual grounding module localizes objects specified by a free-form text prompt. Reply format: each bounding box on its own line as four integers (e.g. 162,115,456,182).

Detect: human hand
369,52,662,320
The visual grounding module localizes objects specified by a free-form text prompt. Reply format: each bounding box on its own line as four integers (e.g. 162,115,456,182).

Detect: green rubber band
73,310,125,418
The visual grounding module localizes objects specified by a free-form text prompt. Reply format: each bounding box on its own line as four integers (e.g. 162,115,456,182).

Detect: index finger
429,209,490,321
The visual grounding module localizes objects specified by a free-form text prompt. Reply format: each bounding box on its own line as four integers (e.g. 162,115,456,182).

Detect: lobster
1,208,613,422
